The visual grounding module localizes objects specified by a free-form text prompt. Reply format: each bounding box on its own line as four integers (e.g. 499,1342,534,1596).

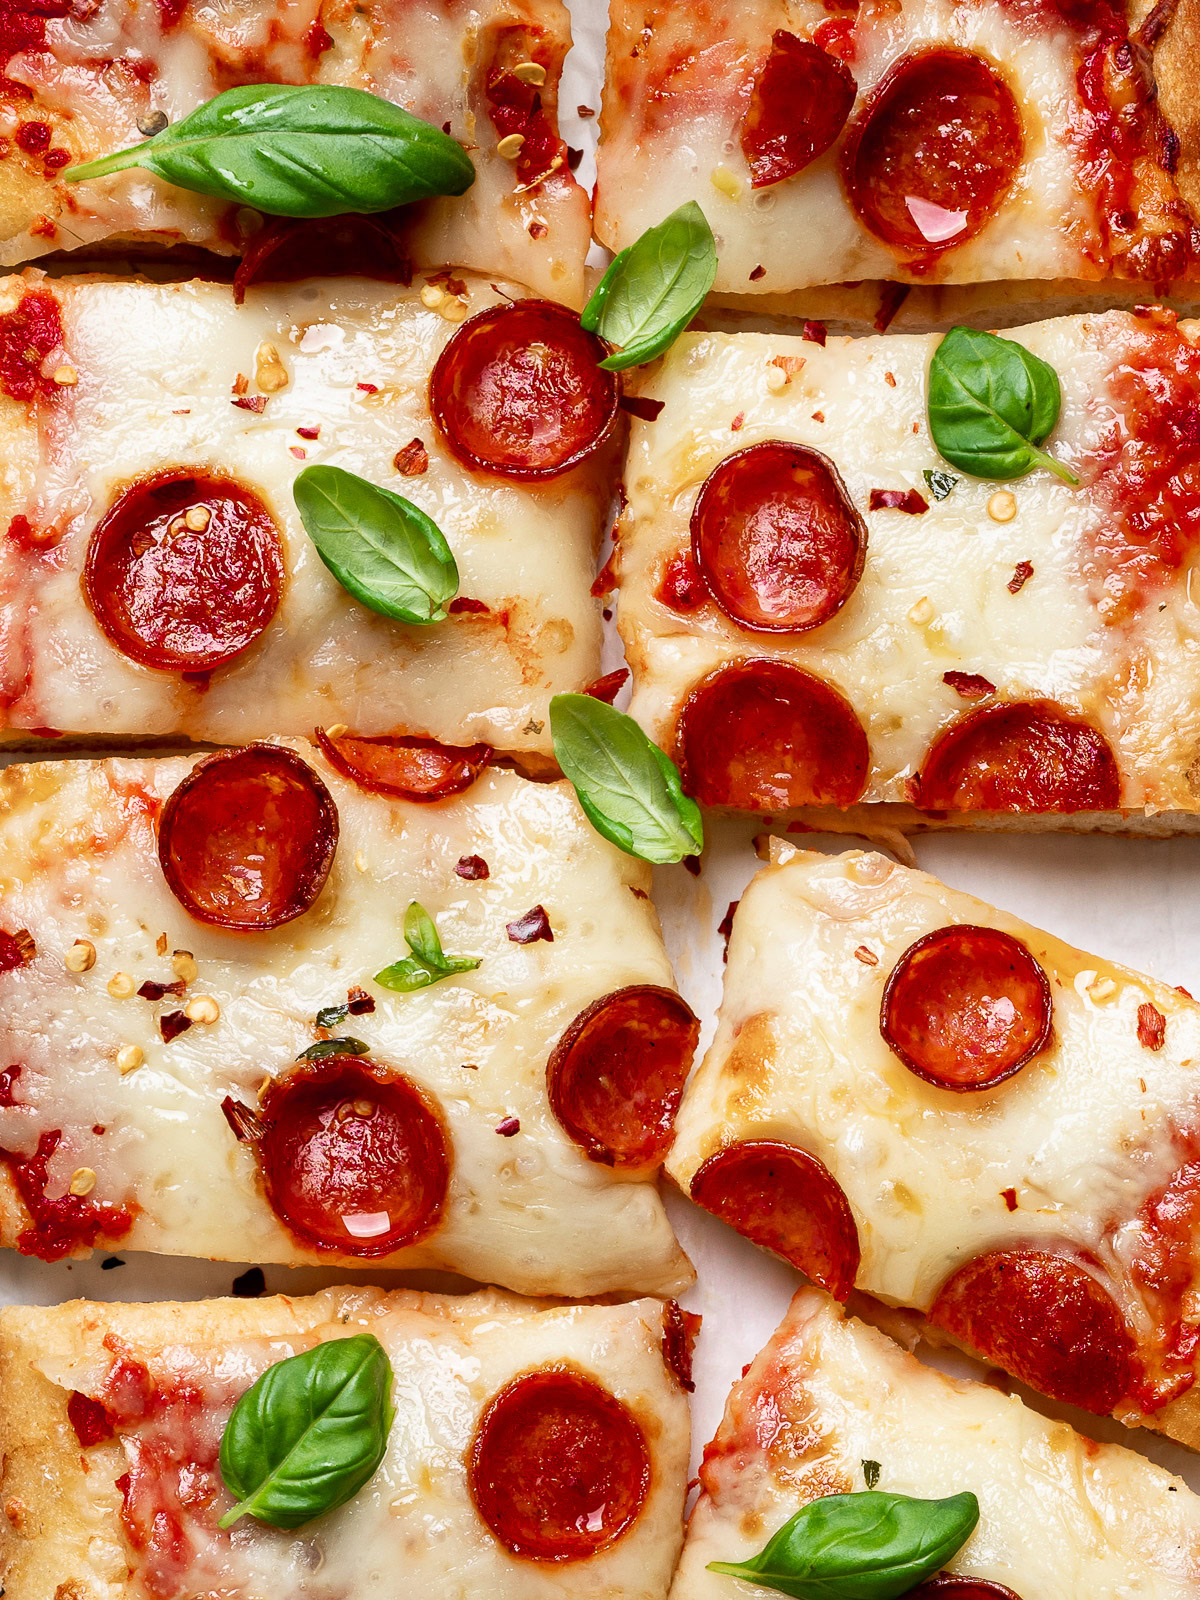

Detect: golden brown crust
1154,0,1200,222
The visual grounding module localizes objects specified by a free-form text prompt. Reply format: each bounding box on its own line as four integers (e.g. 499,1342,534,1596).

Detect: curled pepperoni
84,472,284,672
689,1140,860,1300
915,700,1121,813
880,925,1052,1091
678,659,869,810
257,1058,449,1255
691,443,866,632
929,1248,1135,1413
469,1367,650,1560
430,300,617,480
842,50,1023,255
315,728,491,803
158,746,338,931
547,985,700,1168
741,32,857,187
908,1582,1023,1599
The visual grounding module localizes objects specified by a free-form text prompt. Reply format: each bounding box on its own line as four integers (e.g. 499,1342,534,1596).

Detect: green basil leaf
315,1003,350,1029
927,326,1078,485
64,84,474,219
374,901,481,993
218,1333,394,1530
921,469,958,502
294,464,458,625
550,693,703,864
296,1036,369,1061
581,201,718,372
707,1491,978,1600
862,1460,881,1490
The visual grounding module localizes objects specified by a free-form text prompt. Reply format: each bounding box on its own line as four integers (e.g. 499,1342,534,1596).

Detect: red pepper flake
577,105,595,118
0,927,35,971
393,438,429,475
456,854,490,880
67,1391,113,1447
869,488,928,514
1001,1186,1018,1212
884,371,897,388
7,514,33,546
528,220,548,239
770,355,806,386
583,668,630,704
1177,984,1195,1000
619,394,664,422
231,395,267,413
220,1095,263,1142
506,905,553,944
853,945,879,966
811,410,825,423
160,1010,192,1042
232,373,249,395
730,411,745,431
43,148,70,170
658,550,707,612
495,1116,521,1137
356,382,379,394
448,596,489,614
802,320,828,346
942,671,996,700
137,979,185,1001
749,265,766,281
1007,560,1034,594
16,121,51,154
289,446,307,460
346,986,375,1015
1137,1002,1166,1050
296,424,320,440
718,900,739,961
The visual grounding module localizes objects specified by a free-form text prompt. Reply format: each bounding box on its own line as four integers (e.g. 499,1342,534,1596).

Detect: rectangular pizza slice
596,0,1199,296
0,0,591,307
0,739,697,1297
0,268,617,757
611,306,1200,831
674,1287,1200,1600
666,840,1200,1445
0,1285,691,1599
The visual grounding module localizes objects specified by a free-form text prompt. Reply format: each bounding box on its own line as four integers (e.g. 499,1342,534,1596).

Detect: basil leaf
581,201,717,371
296,1036,369,1061
315,1003,349,1029
550,693,703,865
927,326,1078,485
218,1333,394,1530
294,465,458,625
921,469,958,502
862,1460,881,1490
374,901,481,993
707,1491,979,1600
64,84,474,219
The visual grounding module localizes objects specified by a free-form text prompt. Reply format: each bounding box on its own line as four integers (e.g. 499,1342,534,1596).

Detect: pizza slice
667,840,1200,1447
612,306,1200,830
0,0,590,306
0,1285,692,1600
596,0,1199,296
674,1287,1200,1599
0,268,618,755
0,739,698,1297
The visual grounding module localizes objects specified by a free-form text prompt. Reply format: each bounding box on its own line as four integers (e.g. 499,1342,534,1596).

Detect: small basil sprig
296,1036,369,1061
65,84,474,218
707,1491,979,1600
550,693,703,865
581,201,718,371
218,1334,394,1529
927,326,1078,485
294,465,458,625
374,902,481,992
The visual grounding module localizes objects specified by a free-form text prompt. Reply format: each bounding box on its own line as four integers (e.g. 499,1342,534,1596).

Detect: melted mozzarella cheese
597,0,1165,292
667,844,1200,1357
673,1289,1200,1600
3,1287,690,1599
0,743,691,1297
0,271,606,755
617,312,1200,818
0,0,590,306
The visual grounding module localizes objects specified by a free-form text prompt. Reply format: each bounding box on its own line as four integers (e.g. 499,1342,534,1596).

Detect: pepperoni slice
929,1248,1135,1414
547,985,700,1168
907,1582,1023,1600
257,1058,449,1255
741,32,857,187
678,659,869,810
842,50,1023,255
689,1140,860,1300
315,728,492,803
84,471,284,672
691,443,866,632
880,925,1052,1091
158,746,338,931
915,700,1121,813
430,300,618,480
469,1367,650,1560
